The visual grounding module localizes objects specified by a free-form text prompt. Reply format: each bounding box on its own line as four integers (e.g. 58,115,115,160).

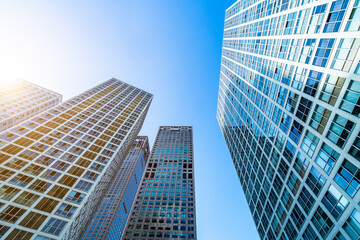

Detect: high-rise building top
0,79,62,132
82,136,150,240
218,0,360,239
0,78,152,240
122,126,197,240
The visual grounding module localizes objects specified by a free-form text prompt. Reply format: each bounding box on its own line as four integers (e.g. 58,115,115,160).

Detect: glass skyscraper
217,0,360,239
122,126,196,240
82,136,150,240
0,78,152,240
0,79,62,132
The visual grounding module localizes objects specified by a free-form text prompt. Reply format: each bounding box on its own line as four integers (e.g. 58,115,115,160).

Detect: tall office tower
82,136,150,240
217,0,360,239
122,126,196,240
0,78,152,240
0,79,62,132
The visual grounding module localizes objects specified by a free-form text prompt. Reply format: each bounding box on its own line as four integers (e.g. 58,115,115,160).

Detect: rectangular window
306,166,326,196
312,207,334,238
296,97,313,123
346,0,360,31
307,4,327,33
349,131,360,161
293,152,309,178
315,143,339,174
326,115,355,148
313,39,335,67
321,185,349,220
285,91,299,114
343,208,360,239
319,75,345,106
287,39,302,61
334,159,360,197
340,80,360,117
310,105,332,134
298,187,315,214
42,218,67,236
301,131,319,158
331,38,360,72
298,39,317,64
304,70,323,96
289,120,304,144
323,0,349,32
303,224,320,240
295,8,310,34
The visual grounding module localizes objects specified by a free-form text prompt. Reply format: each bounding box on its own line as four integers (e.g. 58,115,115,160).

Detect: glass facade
217,0,360,239
82,136,150,240
0,78,152,240
122,126,196,240
0,79,62,132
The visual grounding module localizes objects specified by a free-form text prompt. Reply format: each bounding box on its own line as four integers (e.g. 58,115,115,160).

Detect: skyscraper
217,0,360,239
0,79,62,132
122,126,196,240
82,136,150,240
0,78,152,240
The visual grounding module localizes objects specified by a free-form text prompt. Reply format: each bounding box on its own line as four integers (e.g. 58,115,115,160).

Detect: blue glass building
122,126,196,240
217,0,360,239
82,136,150,240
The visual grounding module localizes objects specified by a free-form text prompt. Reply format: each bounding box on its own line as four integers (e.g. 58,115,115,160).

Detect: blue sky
0,1,259,239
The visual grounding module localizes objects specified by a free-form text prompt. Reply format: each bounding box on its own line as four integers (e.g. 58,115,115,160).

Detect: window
66,191,86,204
340,80,360,117
315,143,339,174
296,97,313,123
35,197,59,213
283,140,296,162
287,39,302,61
289,120,304,144
312,39,335,67
304,70,323,96
19,212,47,230
349,131,360,161
310,105,331,134
333,231,348,240
14,191,40,207
312,206,334,238
346,0,360,31
277,87,288,106
334,159,360,197
285,91,299,114
319,75,345,106
42,218,67,236
0,185,20,201
331,38,360,72
323,0,349,32
75,180,93,192
306,166,326,196
307,4,327,33
0,205,26,223
301,130,319,158
298,39,317,64
343,208,360,239
303,224,320,240
321,184,349,220
295,8,310,34
293,152,309,178
290,204,305,230
284,219,297,239
291,67,307,90
55,203,78,218
326,115,355,148
298,187,315,214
